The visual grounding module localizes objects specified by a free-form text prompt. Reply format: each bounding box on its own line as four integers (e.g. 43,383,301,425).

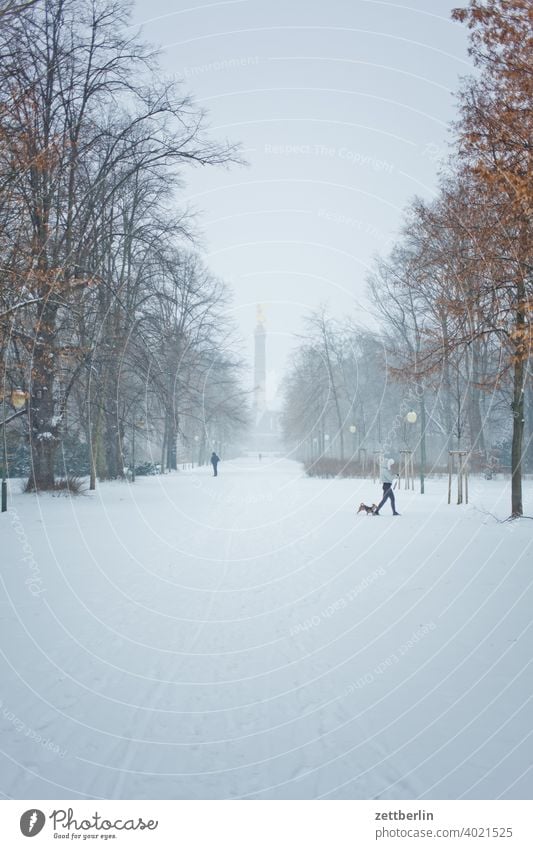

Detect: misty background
132,0,471,400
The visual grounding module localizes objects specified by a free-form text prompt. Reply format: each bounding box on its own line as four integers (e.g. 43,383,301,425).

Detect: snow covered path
1,458,532,800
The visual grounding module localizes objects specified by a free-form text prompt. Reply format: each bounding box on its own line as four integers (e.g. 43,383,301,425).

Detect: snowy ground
1,457,532,800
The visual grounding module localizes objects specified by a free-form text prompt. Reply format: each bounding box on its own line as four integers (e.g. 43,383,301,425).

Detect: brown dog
357,502,377,515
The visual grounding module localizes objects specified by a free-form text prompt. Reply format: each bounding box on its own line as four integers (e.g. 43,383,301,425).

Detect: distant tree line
282,0,532,517
0,0,249,491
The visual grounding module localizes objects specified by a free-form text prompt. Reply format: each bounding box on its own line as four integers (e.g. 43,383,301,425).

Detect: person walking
374,458,400,515
210,451,220,477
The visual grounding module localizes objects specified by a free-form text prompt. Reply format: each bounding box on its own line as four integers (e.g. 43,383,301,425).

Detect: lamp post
2,389,27,512
349,424,356,458
406,408,425,493
406,410,417,443
399,411,417,491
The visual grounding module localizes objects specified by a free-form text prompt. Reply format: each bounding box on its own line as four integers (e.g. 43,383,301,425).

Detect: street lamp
399,411,417,490
349,424,356,458
404,410,417,445
11,390,27,408
2,389,27,512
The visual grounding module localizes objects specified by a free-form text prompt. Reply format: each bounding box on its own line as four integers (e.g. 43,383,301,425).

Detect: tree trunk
510,355,525,518
510,262,527,518
166,420,177,471
88,402,107,489
440,319,453,449
27,303,58,490
160,417,167,473
30,435,56,490
88,408,97,491
469,340,485,454
526,379,533,474
420,391,426,495
100,357,124,480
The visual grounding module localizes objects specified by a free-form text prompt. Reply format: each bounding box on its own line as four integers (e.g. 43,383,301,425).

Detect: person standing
210,451,220,477
374,458,400,515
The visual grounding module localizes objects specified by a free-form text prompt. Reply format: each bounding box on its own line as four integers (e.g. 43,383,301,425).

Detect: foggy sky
131,0,472,401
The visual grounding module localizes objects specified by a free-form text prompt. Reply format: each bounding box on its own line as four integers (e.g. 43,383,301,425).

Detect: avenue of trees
0,0,248,490
282,0,532,517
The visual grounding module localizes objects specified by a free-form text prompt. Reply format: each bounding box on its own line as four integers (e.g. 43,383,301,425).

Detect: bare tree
0,0,240,489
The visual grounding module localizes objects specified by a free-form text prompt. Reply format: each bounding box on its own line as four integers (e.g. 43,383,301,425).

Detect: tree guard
448,450,469,505
372,451,383,483
399,449,415,490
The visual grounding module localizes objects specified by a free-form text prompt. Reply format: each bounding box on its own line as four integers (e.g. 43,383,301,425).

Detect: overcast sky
131,0,472,399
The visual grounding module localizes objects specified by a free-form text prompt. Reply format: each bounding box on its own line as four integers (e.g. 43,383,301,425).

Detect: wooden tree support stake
399,449,414,490
372,451,383,483
448,450,470,505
